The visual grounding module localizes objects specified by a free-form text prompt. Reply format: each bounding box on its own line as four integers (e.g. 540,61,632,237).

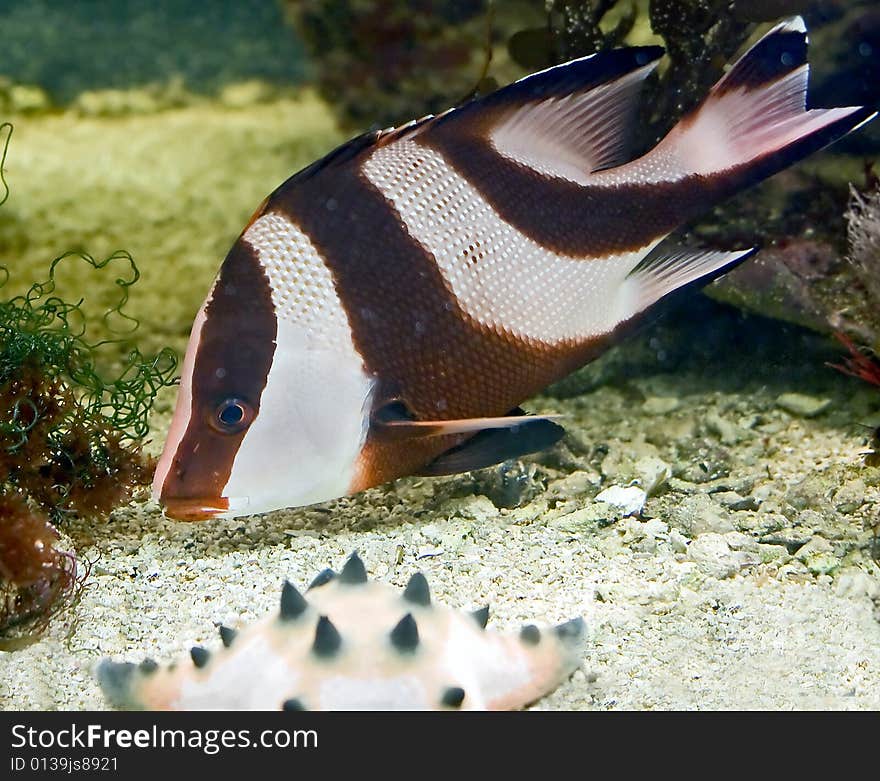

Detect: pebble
642,518,669,540
669,529,689,554
549,504,612,533
714,491,760,512
643,396,681,415
634,456,671,496
833,479,867,514
705,412,743,445
667,494,734,536
547,470,601,501
775,393,831,418
795,535,838,575
758,526,813,551
836,572,880,600
594,485,647,516
687,533,756,579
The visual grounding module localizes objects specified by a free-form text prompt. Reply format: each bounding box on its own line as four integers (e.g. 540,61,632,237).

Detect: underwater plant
0,493,79,647
507,0,754,144
826,183,880,391
0,122,177,644
506,0,637,71
830,332,880,389
845,183,880,312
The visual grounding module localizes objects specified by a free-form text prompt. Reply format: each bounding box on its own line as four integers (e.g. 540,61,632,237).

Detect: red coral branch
829,332,880,388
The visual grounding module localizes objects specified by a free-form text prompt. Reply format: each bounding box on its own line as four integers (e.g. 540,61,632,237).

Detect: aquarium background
0,0,879,710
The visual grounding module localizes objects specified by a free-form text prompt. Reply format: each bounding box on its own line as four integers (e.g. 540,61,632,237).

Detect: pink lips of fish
154,17,877,521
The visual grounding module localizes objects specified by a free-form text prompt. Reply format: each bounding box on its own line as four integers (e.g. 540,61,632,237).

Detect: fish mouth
160,496,249,522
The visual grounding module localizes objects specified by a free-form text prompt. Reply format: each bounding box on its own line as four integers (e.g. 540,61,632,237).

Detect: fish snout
158,495,250,522
160,497,226,522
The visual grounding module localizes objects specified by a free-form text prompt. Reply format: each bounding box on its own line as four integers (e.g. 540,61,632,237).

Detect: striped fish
154,18,876,520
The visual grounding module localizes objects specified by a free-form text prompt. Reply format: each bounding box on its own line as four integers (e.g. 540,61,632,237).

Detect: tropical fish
154,18,876,520
96,552,585,710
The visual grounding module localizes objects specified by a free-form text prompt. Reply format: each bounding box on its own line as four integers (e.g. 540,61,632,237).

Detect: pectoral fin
373,402,562,441
417,417,566,477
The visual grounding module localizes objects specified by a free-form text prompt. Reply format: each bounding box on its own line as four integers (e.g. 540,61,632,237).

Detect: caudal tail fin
656,16,876,187
611,19,876,321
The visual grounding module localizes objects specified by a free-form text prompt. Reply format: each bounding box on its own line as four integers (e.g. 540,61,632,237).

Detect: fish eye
210,398,252,434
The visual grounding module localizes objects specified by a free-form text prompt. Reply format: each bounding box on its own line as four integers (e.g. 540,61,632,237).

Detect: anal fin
622,245,756,314
417,417,566,477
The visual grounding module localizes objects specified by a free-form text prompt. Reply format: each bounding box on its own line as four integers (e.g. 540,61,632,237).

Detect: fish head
153,223,375,521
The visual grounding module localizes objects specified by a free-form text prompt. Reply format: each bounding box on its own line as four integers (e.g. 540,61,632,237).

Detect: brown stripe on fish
267,163,608,490
158,239,277,520
361,139,651,345
419,121,735,258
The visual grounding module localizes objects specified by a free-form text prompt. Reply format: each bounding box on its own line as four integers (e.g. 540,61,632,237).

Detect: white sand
3,366,879,711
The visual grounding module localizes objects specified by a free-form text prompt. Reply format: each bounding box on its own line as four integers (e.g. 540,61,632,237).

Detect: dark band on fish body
159,240,276,507
269,163,608,488
420,126,726,258
415,29,855,259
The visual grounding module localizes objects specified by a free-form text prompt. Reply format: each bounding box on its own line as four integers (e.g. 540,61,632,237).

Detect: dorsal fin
488,50,663,175
266,46,663,208
264,115,438,204
431,46,664,178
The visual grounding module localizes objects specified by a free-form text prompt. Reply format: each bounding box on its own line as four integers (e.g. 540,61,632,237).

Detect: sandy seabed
3,358,880,711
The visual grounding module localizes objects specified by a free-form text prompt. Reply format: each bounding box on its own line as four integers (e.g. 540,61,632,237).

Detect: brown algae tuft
0,122,177,644
0,492,80,649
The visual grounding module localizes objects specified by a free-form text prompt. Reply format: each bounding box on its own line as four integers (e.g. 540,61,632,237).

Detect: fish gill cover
0,123,178,647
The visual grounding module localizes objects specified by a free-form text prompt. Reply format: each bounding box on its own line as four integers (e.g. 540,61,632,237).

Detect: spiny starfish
96,552,585,711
